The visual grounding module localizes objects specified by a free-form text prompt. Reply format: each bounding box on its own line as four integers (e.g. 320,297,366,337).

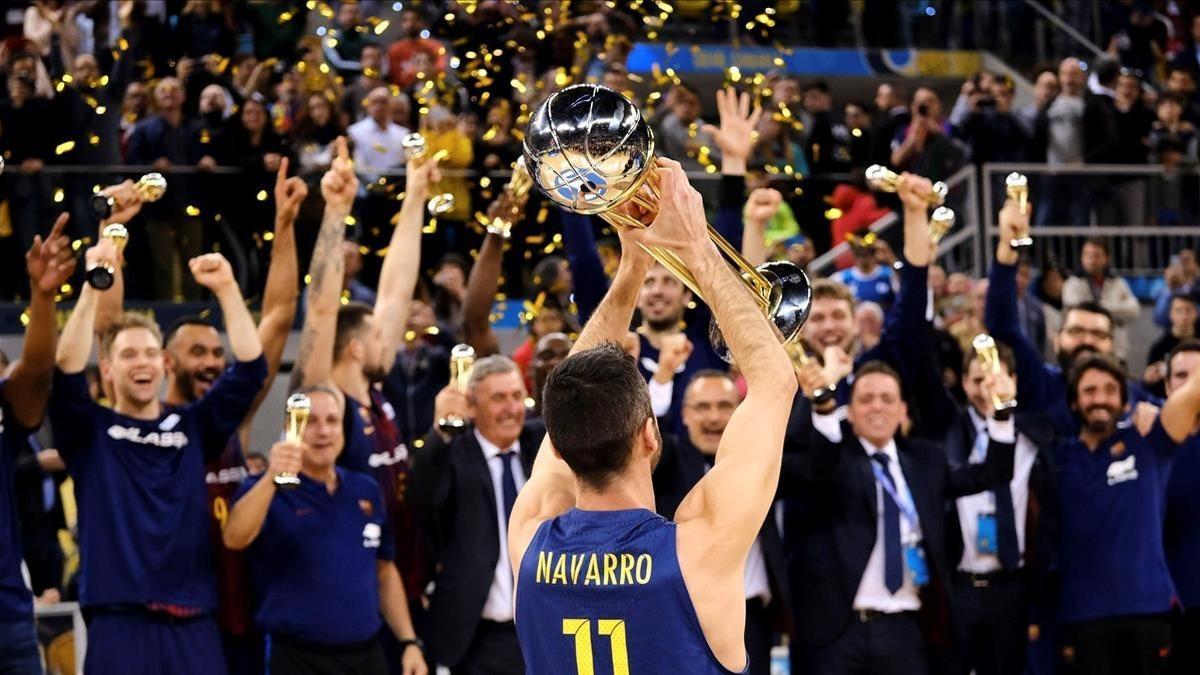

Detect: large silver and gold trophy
523,84,812,358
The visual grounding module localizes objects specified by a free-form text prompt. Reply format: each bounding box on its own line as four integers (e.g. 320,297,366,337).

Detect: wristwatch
399,638,424,653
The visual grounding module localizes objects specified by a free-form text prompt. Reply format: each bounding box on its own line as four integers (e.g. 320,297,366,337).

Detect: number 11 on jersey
562,618,630,675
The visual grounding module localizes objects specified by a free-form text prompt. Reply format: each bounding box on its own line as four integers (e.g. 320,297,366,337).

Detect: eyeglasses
1064,326,1112,341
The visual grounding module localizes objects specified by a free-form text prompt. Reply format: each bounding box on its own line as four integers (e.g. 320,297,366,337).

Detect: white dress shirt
346,117,410,181
813,410,921,613
955,408,1034,573
474,429,527,622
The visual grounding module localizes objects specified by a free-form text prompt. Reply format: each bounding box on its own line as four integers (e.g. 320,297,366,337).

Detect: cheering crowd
3,2,1200,675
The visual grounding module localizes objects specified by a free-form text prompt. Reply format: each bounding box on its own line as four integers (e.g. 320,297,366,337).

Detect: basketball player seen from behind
509,158,797,674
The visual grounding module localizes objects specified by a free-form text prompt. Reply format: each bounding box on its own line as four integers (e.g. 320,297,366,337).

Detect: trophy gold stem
599,167,774,312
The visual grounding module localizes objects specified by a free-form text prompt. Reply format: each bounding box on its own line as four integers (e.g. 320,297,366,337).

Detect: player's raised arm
508,227,652,552
189,253,262,363
57,237,119,374
646,159,797,562
293,137,356,389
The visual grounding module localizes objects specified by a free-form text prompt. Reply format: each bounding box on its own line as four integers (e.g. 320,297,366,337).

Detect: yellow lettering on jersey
619,553,635,585
598,619,630,675
635,554,652,584
537,550,552,584
603,553,618,585
552,553,569,585
562,619,595,675
584,554,601,586
570,553,585,584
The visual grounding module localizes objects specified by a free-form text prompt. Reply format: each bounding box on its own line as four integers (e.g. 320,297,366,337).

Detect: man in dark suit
942,341,1058,675
653,370,790,675
787,360,1016,675
409,355,544,674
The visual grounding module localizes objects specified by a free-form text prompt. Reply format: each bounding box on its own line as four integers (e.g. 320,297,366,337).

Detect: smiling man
50,248,266,674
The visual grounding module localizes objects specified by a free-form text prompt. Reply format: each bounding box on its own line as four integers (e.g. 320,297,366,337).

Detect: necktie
871,453,904,594
499,449,518,525
973,425,1020,569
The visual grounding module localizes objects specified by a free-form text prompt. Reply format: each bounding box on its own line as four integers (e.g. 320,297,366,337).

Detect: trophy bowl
524,84,811,359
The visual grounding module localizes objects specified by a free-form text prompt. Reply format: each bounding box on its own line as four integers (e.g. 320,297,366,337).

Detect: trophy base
1010,238,1033,248
813,384,837,405
708,261,813,363
273,473,302,489
437,416,468,435
85,265,115,290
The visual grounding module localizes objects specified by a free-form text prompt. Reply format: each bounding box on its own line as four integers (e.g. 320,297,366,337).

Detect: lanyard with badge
870,460,930,587
970,429,1002,556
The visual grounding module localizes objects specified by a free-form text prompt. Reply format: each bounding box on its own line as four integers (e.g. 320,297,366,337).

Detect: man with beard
411,356,545,673
986,199,1159,438
293,137,437,628
154,160,306,674
50,247,266,674
1162,340,1200,674
652,371,791,675
528,332,572,416
1054,353,1200,675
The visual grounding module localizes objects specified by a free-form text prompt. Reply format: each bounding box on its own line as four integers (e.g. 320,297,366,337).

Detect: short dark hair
1067,354,1128,408
1082,237,1109,256
438,253,470,277
963,339,1016,375
683,369,736,401
164,315,216,348
802,79,830,94
1166,339,1200,380
541,342,653,490
334,302,374,359
1160,91,1186,107
1062,301,1114,330
1167,64,1195,81
850,360,902,398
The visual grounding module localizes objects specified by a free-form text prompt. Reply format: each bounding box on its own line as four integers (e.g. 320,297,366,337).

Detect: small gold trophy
85,223,129,290
973,334,1017,413
929,207,956,244
402,133,455,216
275,393,311,488
1005,172,1032,248
487,158,534,239
437,344,475,435
91,173,167,219
865,165,948,206
786,343,836,405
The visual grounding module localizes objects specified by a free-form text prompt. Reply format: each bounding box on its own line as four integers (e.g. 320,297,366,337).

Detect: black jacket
784,420,1014,650
652,434,792,631
407,420,545,667
1029,92,1118,164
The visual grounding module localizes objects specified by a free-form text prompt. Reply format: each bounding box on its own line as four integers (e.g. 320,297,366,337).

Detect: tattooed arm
292,137,357,390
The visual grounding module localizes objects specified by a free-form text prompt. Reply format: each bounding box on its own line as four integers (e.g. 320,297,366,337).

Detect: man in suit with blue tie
789,357,1017,675
943,340,1058,675
408,356,545,674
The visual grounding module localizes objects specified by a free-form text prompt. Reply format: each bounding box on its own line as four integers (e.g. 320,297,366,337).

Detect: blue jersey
48,356,267,610
236,467,394,645
516,508,743,675
1055,420,1179,623
837,265,895,307
0,381,34,620
1165,434,1200,607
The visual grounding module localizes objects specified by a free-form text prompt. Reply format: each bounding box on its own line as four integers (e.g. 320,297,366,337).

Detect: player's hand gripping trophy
865,164,956,244
274,393,311,488
973,334,1018,414
85,223,129,290
523,84,813,358
1005,172,1032,248
437,344,475,435
487,158,534,239
402,133,455,216
91,172,166,219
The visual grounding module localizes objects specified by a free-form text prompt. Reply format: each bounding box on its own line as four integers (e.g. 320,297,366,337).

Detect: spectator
421,105,473,226
177,0,237,59
1054,354,1199,675
412,357,544,675
323,1,371,77
347,87,410,182
959,74,1029,164
293,93,344,173
1145,294,1198,397
837,238,896,308
294,37,344,102
474,99,522,173
1016,67,1059,137
870,81,910,165
1031,57,1118,226
511,304,569,393
1148,93,1199,162
753,111,809,177
119,81,150,152
1062,238,1143,362
341,43,387,124
269,71,304,137
0,68,55,282
388,8,447,89
854,301,884,351
890,86,965,182
1170,13,1200,88
1107,3,1167,85
1155,249,1200,326
832,99,874,169
1097,70,1154,227
1164,65,1200,124
656,83,719,171
802,80,838,172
